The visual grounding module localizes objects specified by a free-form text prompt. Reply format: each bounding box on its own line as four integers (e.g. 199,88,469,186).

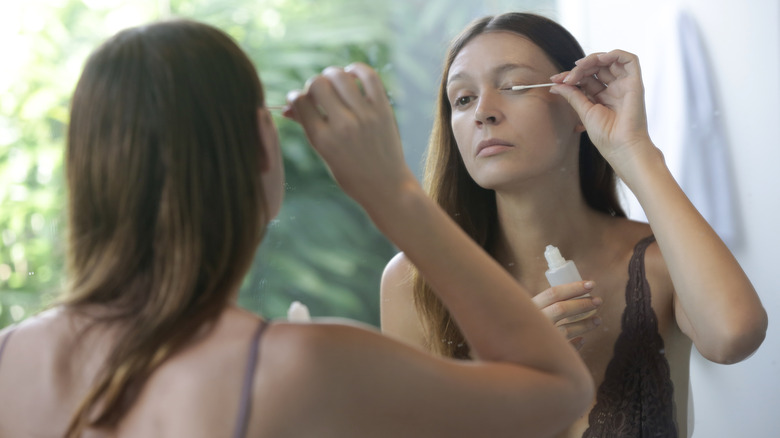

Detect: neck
491,183,608,292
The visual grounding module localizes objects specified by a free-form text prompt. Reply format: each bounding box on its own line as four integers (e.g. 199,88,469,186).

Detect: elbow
563,365,596,419
576,374,596,416
699,310,768,364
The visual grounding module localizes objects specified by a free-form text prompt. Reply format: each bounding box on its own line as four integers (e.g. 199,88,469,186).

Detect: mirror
0,0,776,436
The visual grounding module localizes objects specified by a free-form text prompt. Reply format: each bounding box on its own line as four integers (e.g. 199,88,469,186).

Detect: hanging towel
635,9,739,247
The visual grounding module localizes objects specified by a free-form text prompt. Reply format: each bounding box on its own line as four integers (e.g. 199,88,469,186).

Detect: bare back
0,306,592,438
0,306,268,437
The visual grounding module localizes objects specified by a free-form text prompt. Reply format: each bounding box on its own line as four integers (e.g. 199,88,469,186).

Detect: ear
256,107,285,220
257,108,279,173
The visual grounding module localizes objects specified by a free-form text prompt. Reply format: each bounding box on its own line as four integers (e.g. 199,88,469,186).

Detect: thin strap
583,234,677,438
232,320,269,438
0,327,16,367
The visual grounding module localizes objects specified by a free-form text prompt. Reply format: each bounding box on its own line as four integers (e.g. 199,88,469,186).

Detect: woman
0,19,593,437
380,12,767,438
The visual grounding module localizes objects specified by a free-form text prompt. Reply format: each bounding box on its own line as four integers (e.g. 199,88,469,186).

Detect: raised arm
281,63,593,437
550,50,767,364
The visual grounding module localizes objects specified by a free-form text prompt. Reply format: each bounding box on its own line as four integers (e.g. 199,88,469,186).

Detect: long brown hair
60,20,268,434
414,12,626,358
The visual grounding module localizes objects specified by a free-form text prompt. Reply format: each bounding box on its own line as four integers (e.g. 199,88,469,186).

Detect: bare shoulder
596,218,672,298
0,308,91,365
381,251,415,298
609,218,675,311
379,252,427,347
621,220,671,283
257,320,387,384
252,320,593,438
121,310,264,435
0,308,114,436
249,321,399,437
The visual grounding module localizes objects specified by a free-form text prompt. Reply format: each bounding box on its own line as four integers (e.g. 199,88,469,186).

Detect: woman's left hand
549,50,654,169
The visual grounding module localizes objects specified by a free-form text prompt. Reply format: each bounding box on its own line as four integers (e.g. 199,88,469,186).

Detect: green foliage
0,0,555,329
0,0,398,328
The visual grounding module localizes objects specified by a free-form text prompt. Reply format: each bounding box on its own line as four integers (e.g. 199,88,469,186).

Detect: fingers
564,49,640,87
304,72,351,123
286,63,389,150
284,63,409,206
558,315,603,342
548,81,597,124
286,63,389,122
576,75,607,99
320,66,367,112
286,89,326,137
543,296,602,324
533,281,602,335
594,50,642,79
534,281,596,309
345,62,392,107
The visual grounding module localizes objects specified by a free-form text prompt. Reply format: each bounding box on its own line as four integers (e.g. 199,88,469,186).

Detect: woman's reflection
381,12,767,438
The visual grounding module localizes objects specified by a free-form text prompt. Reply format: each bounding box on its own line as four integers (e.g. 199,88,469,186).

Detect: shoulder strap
625,234,656,309
232,319,269,438
583,234,677,437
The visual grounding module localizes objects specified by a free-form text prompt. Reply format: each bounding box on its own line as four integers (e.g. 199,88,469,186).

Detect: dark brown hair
414,12,625,358
61,19,267,434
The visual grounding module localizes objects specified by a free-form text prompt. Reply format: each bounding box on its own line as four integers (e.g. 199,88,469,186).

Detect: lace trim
582,235,677,438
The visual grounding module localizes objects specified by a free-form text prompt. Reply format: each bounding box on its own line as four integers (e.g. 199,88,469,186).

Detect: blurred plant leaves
0,0,552,329
0,0,398,328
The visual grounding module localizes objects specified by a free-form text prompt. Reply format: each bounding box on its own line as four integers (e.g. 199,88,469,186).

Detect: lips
476,138,514,157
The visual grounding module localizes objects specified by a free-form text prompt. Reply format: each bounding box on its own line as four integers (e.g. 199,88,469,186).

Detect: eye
501,83,531,93
453,95,474,107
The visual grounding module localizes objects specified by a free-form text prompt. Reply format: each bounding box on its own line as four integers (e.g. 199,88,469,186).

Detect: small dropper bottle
544,245,595,322
287,301,311,322
544,245,590,297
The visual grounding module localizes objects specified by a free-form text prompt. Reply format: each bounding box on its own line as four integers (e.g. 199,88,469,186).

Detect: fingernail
592,297,603,306
286,90,301,102
583,281,595,289
593,317,602,326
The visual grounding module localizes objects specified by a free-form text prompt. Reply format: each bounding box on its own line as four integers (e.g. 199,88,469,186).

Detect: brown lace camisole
582,235,677,438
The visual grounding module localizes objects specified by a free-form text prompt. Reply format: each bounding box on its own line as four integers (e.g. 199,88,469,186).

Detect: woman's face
446,31,583,191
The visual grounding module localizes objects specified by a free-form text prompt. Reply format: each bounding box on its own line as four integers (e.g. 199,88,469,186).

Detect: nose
474,93,503,126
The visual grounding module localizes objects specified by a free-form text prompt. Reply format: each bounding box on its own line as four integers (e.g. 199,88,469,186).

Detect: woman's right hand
549,50,658,176
532,282,602,350
284,62,416,210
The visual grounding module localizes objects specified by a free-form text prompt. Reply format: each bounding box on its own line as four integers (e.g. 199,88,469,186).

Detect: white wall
557,0,780,436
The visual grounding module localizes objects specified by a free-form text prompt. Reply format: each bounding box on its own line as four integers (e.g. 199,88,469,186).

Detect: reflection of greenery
1,0,551,328
0,0,399,328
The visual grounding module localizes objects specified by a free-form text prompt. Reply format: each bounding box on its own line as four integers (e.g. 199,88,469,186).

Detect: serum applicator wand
506,83,556,91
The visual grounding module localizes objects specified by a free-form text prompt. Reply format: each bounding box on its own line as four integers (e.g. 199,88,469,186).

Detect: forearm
618,143,767,361
364,180,586,375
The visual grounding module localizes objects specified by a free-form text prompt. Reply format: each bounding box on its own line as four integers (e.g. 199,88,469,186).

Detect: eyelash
453,96,474,107
451,84,529,108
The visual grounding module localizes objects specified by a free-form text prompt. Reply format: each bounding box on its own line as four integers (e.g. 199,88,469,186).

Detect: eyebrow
447,63,538,86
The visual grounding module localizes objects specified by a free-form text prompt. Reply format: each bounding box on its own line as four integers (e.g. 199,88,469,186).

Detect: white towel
629,8,738,247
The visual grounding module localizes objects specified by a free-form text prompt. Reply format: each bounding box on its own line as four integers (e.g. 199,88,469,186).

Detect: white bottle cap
544,245,566,269
287,301,311,322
